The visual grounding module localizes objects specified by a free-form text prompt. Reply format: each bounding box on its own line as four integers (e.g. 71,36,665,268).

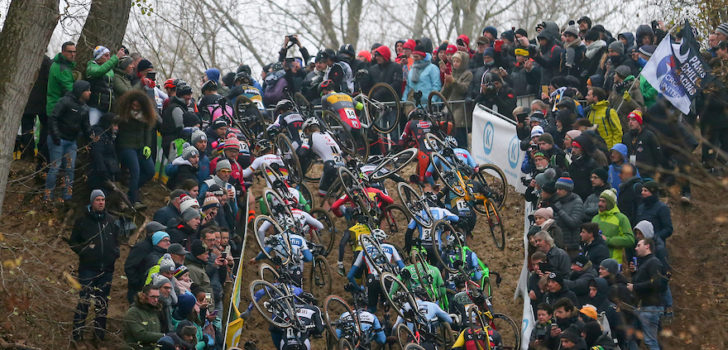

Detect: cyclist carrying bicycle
403,192,459,255
251,219,313,284
440,232,488,288
243,138,290,185
398,249,449,310
267,99,305,149
259,179,311,215
298,118,345,200
425,136,478,185
336,211,373,277
392,286,453,345
347,229,406,313
336,289,388,346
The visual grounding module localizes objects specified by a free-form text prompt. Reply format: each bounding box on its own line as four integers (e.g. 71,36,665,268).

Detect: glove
355,102,364,111
52,135,61,146
142,146,151,159
623,90,632,103
337,261,345,277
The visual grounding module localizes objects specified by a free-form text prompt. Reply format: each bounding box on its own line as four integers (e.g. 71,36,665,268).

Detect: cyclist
243,138,289,186
259,179,311,215
397,249,449,310
395,109,439,183
425,136,478,185
252,218,313,283
391,286,453,345
336,211,372,277
336,289,388,346
347,229,406,312
403,192,459,255
450,288,502,350
440,232,488,288
330,179,395,219
267,99,305,149
226,71,266,111
298,118,345,200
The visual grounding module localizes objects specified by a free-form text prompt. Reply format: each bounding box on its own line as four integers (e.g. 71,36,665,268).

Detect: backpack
263,70,288,106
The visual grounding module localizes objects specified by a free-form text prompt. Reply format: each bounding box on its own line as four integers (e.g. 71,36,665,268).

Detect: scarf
410,59,430,84
585,40,606,59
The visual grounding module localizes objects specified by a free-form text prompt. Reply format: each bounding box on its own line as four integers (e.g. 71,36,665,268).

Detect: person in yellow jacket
586,87,622,149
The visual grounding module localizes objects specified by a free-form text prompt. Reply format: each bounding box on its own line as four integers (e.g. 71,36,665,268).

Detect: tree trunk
0,0,59,216
345,0,363,47
75,0,132,76
412,0,428,38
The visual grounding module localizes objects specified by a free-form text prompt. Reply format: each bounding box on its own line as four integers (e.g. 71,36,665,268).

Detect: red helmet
164,79,177,89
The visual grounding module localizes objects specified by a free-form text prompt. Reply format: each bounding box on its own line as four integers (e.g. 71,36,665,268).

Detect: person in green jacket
591,188,634,264
586,86,623,149
46,41,77,115
391,248,449,310
123,284,164,349
86,45,126,125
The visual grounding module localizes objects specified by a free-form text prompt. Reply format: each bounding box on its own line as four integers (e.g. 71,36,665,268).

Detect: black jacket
153,203,181,227
49,80,91,141
568,154,600,201
89,115,119,181
617,176,641,226
68,206,120,272
161,96,187,142
544,286,579,307
565,263,598,305
636,195,673,241
124,237,154,292
581,235,610,267
168,222,199,250
632,253,666,307
590,277,626,348
366,61,404,96
621,128,662,177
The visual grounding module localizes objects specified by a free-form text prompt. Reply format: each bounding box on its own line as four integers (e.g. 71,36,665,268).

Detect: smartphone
632,257,638,268
209,310,219,316
205,293,212,305
221,252,228,259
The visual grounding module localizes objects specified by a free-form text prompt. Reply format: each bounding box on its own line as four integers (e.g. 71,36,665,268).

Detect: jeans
72,268,113,340
46,136,77,200
118,148,154,203
636,305,663,350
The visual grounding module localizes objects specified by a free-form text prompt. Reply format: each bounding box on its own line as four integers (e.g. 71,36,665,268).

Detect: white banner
471,105,526,194
515,202,535,349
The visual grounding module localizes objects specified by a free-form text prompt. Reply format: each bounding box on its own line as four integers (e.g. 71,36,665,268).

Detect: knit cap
717,23,728,38
592,168,608,183
628,109,643,125
566,129,582,140
181,207,201,222
174,265,189,278
152,231,170,245
539,133,554,145
202,195,220,211
152,274,171,288
534,207,553,220
181,146,199,161
90,189,105,204
608,41,624,55
191,129,207,145
179,197,199,214
530,125,544,138
93,46,110,61
599,188,617,209
600,258,619,275
216,159,232,172
555,176,574,192
159,255,176,273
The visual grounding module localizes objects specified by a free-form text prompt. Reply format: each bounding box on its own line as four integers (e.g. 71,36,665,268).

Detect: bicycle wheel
359,234,392,276
259,262,280,283
430,152,467,197
474,164,508,212
323,295,361,345
338,338,355,350
253,216,292,265
396,323,416,349
367,82,401,134
310,209,337,256
412,250,437,301
380,203,410,237
379,272,418,320
396,182,433,228
490,313,521,350
309,255,332,303
262,188,294,224
338,167,374,214
438,322,457,349
293,92,314,118
321,110,357,156
427,91,455,125
369,147,418,182
403,343,426,350
433,221,464,274
236,96,267,128
276,133,303,185
249,279,295,328
298,184,314,209
485,201,506,251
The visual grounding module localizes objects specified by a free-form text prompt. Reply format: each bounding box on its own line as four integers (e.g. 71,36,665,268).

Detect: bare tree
0,0,59,216
514,0,634,38
75,0,132,76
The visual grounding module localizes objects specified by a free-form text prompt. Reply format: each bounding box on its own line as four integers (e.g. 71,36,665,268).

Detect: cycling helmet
282,216,296,230
234,71,252,85
400,268,413,282
266,124,280,137
275,99,294,113
444,136,458,148
302,118,320,130
424,192,439,206
371,229,387,242
177,83,193,96
164,79,177,90
256,138,273,153
411,286,430,301
406,108,426,121
319,79,334,94
201,80,217,93
298,291,318,305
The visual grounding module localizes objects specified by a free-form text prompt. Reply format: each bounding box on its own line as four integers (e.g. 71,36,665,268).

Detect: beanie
535,168,556,187
181,146,199,161
174,265,189,278
173,293,197,320
564,25,579,38
599,188,617,209
445,44,458,54
483,26,498,38
191,129,207,145
152,274,171,288
532,151,547,160
208,184,224,196
190,239,206,257
542,181,557,194
202,196,220,211
223,136,240,150
216,159,232,172
572,254,589,268
642,179,659,194
90,189,105,204
152,231,170,246
580,305,598,321
413,44,427,58
600,258,620,275
179,197,199,214
547,272,564,286
628,109,643,125
145,221,167,234
118,56,134,70
137,59,153,72
555,176,574,192
638,45,656,57
403,39,416,50
592,168,608,183
93,46,110,61
501,30,515,42
539,133,554,145
483,47,496,58
534,207,554,220
530,125,544,138
566,129,582,140
181,207,201,222
515,28,528,38
212,118,228,130
717,23,728,38
608,41,624,55
615,65,631,79
159,257,176,274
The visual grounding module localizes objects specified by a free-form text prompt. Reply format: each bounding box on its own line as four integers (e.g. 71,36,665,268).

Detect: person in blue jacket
403,44,441,105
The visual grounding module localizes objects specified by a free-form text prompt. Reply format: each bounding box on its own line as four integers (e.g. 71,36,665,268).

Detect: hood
573,134,596,154
618,32,635,50
537,21,560,43
205,68,221,84
172,156,192,167
635,24,654,44
173,293,197,320
634,220,655,239
72,80,91,99
419,37,434,54
610,143,628,160
457,34,470,47
590,277,610,306
53,52,76,67
374,45,391,62
452,51,470,73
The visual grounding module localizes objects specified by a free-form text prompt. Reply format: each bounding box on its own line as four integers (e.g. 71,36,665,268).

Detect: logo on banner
656,55,687,99
508,135,520,169
482,121,494,155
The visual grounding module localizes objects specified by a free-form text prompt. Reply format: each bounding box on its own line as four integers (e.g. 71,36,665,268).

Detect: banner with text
471,105,527,194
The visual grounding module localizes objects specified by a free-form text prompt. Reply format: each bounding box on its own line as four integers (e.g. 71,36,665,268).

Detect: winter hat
634,220,655,239
515,28,528,38
615,65,631,79
444,44,457,54
202,196,220,211
599,188,617,209
191,130,207,145
212,118,228,130
457,34,471,47
539,133,554,145
181,146,199,161
530,125,544,138
90,189,105,203
628,109,643,125
205,68,221,83
638,45,656,57
152,274,171,289
717,23,728,37
208,184,224,196
403,39,416,51
547,272,564,286
413,44,427,57
159,257,176,274
533,151,547,160
483,47,496,58
190,239,207,257
373,45,391,62
152,231,170,246
555,176,574,192
476,36,490,45
93,46,110,61
223,136,240,150
216,159,232,172
118,56,134,70
137,59,153,72
514,48,530,57
534,207,554,220
483,26,498,38
542,181,557,194
174,265,189,278
608,41,624,55
592,168,608,183
561,325,582,343
501,30,515,42
642,179,659,194
566,129,582,140
145,221,167,234
564,25,579,38
572,255,589,268
179,197,200,214
181,207,201,222
173,293,197,320
579,304,598,321
168,243,188,256
535,168,557,187
529,111,546,125
600,258,620,275
357,50,371,62
571,139,583,150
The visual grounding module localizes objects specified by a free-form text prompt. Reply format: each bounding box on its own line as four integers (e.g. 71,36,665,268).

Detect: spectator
544,273,579,306
579,222,610,267
47,41,77,116
441,51,473,147
559,324,588,350
45,80,91,202
168,201,202,248
592,189,635,263
533,231,570,276
532,22,563,95
627,239,666,350
209,136,246,187
533,207,563,248
142,232,171,275
124,221,167,302
607,143,630,191
475,71,516,119
583,168,611,219
88,113,119,192
636,180,673,241
167,146,200,190
621,110,662,179
115,90,157,208
588,278,625,346
154,189,187,227
585,87,622,149
560,25,585,78
633,219,672,316
402,44,441,106
548,298,580,348
608,66,644,127
161,82,191,155
509,47,541,96
552,176,585,256
527,251,548,310
581,30,607,83
529,303,554,349
113,56,137,99
86,46,126,125
636,45,658,108
603,41,638,91
19,55,51,163
568,135,601,200
185,240,215,307
564,255,597,306
536,133,568,174
368,45,403,96
151,274,175,333
617,163,641,226
123,284,164,349
69,190,120,344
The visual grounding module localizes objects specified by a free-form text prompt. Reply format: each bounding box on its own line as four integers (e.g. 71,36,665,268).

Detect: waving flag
640,20,713,114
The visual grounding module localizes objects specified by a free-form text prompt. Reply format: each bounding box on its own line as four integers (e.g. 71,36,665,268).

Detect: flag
640,20,713,114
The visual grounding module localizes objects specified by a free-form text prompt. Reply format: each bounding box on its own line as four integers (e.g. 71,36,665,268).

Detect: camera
527,44,538,58
146,71,157,81
287,35,298,44
520,176,531,187
538,261,550,273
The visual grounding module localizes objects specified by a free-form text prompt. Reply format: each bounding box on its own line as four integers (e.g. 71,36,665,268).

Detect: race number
421,228,432,241
456,199,469,211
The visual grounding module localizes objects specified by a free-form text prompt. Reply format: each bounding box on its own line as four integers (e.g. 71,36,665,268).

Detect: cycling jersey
425,147,477,184
300,131,344,164
321,92,360,129
255,232,313,273
336,310,387,345
270,111,305,147
228,84,265,110
407,207,459,244
243,153,288,185
278,305,325,350
397,119,434,151
347,223,371,254
349,242,404,278
331,187,394,217
442,246,486,286
392,299,453,334
259,187,310,215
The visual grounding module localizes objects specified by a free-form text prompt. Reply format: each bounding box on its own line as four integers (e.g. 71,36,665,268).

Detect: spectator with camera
531,22,563,97
551,176,585,257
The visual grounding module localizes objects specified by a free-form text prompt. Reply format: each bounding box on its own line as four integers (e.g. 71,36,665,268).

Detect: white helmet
302,118,320,130
372,229,387,242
